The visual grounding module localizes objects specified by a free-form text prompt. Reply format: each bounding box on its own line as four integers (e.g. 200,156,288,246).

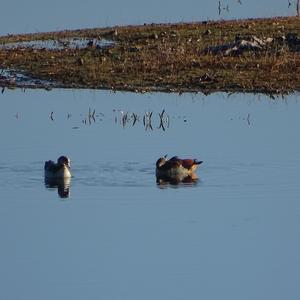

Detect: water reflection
114,109,170,131
156,173,199,188
42,107,173,131
44,177,71,198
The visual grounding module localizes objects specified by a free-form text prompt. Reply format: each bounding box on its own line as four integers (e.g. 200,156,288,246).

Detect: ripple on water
0,163,43,190
0,158,297,196
73,161,154,188
203,159,299,193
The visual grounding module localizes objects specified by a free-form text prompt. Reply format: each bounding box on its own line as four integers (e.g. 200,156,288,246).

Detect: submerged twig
144,111,153,131
132,113,139,126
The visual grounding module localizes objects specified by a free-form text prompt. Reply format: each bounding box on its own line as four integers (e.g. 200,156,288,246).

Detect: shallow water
0,38,114,50
1,69,55,88
0,89,300,300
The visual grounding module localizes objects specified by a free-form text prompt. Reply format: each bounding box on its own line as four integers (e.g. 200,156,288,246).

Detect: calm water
1,2,300,299
0,0,295,35
0,89,300,300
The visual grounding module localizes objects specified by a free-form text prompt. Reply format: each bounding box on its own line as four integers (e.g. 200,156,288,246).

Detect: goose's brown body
156,156,203,177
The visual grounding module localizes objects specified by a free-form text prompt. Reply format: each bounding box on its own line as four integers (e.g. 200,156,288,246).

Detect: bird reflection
156,172,199,188
44,177,71,198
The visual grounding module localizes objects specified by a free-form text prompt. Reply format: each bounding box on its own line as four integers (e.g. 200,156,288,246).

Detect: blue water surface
0,0,295,35
0,89,300,300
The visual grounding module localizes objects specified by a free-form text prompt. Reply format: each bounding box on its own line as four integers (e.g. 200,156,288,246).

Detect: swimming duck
44,156,71,179
156,155,203,178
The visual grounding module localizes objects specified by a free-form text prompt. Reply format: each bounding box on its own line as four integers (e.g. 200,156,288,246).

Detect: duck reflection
156,172,199,188
44,177,71,198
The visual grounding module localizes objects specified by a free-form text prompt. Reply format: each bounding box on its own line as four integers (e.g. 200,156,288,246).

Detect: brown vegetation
0,16,300,94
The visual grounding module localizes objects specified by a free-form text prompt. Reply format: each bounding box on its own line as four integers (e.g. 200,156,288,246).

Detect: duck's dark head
57,156,71,167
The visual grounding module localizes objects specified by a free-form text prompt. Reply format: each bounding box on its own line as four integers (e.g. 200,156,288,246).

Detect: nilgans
44,156,71,179
156,155,203,180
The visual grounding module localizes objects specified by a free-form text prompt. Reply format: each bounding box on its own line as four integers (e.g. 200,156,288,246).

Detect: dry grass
0,16,300,94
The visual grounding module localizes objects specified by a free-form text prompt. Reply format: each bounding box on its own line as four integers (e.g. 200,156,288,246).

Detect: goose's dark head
156,157,166,168
57,156,71,168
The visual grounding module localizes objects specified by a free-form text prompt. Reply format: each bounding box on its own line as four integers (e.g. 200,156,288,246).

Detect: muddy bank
0,16,300,94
